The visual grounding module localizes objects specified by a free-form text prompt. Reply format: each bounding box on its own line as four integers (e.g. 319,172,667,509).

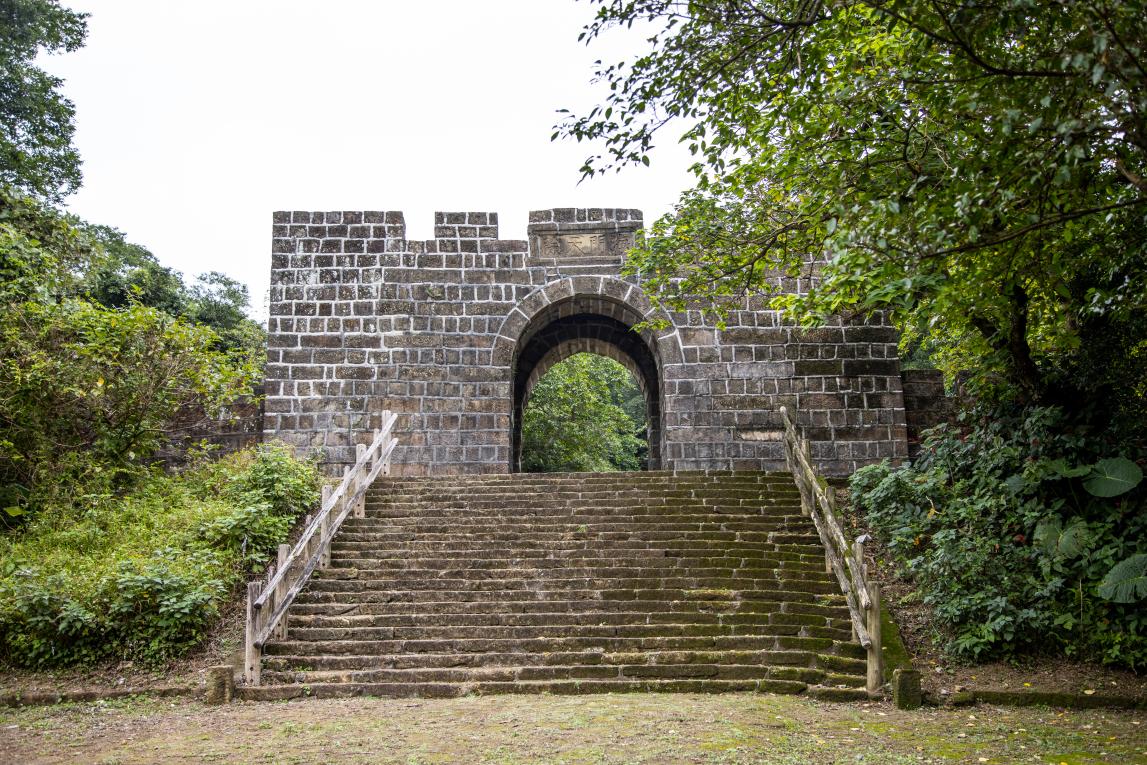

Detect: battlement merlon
272,208,645,261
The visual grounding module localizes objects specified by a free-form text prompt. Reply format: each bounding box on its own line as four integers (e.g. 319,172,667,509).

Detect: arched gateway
264,208,908,476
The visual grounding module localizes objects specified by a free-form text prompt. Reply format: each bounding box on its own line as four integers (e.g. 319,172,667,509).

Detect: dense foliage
560,0,1147,413
521,353,648,472
0,0,86,201
0,188,261,518
83,225,266,359
0,443,320,667
852,408,1147,669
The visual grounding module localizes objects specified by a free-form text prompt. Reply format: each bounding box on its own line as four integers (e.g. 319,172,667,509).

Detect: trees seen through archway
520,353,647,473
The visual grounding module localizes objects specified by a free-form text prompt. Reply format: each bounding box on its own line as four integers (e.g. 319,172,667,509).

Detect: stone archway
513,313,661,471
265,209,910,477
493,277,682,472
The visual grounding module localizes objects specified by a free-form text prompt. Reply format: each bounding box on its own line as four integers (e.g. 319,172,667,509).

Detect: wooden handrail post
275,543,290,639
866,582,883,695
245,580,263,686
853,538,866,578
355,444,367,518
319,514,331,569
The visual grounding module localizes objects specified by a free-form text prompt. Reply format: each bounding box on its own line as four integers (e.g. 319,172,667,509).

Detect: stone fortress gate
264,208,909,476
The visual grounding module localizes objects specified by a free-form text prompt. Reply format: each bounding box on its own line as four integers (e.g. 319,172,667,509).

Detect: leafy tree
83,225,186,317
851,406,1146,668
183,271,266,359
559,0,1147,414
0,0,87,201
521,353,647,472
0,298,259,515
0,192,260,516
0,185,98,302
84,229,267,361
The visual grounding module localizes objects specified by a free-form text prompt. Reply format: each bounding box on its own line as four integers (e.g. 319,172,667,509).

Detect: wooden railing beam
779,406,882,693
242,416,399,685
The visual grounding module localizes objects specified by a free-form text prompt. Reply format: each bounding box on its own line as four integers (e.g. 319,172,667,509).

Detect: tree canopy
0,0,86,202
521,353,648,473
559,0,1146,415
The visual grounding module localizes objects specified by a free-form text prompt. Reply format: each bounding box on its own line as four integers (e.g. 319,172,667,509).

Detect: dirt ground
2,692,1145,765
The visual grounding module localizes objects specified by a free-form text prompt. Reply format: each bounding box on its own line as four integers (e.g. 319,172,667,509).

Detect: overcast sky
41,1,696,319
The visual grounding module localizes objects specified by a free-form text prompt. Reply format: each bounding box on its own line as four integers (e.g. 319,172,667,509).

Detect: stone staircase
242,471,868,700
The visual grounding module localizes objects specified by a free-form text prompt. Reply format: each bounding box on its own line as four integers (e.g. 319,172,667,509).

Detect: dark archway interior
512,312,663,471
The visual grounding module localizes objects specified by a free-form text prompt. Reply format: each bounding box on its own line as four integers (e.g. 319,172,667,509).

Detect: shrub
851,405,1147,669
0,442,320,667
0,298,258,517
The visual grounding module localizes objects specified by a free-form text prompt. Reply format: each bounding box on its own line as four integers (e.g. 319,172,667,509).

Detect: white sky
41,1,696,320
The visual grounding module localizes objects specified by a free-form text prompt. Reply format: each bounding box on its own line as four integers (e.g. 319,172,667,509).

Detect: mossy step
238,677,813,701
325,552,819,566
340,520,811,534
287,598,851,619
260,663,829,686
284,623,845,643
263,634,843,657
328,531,817,545
293,587,841,606
303,576,842,596
288,610,844,630
261,648,834,674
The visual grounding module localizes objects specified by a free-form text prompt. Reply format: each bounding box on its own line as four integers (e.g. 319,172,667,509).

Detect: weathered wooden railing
244,411,399,685
778,406,883,695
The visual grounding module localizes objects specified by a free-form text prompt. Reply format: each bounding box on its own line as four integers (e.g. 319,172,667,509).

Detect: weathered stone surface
252,470,866,698
892,668,923,710
265,208,908,476
204,665,235,705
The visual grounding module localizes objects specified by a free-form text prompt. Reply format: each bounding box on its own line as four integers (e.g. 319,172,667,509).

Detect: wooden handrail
244,410,399,685
778,406,883,695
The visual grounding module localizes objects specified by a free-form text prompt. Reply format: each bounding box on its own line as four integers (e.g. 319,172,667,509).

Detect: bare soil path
2,692,1144,765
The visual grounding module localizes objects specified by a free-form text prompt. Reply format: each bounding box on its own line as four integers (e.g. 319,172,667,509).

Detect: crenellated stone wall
264,207,908,476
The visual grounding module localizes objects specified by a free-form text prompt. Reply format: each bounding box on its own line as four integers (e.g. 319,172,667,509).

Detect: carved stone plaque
533,230,634,263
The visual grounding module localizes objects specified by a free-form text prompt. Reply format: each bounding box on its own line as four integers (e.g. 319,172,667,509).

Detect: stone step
342,518,814,532
239,678,817,701
263,633,849,658
260,647,857,673
282,622,853,643
293,585,843,605
287,598,850,619
351,512,806,525
262,647,832,672
259,663,868,687
328,539,818,554
304,570,840,589
288,610,850,630
318,559,835,576
321,555,831,574
251,470,865,700
329,532,825,547
364,499,802,512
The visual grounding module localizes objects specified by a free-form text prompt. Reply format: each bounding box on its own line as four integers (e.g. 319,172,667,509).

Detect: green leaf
1097,554,1147,603
1042,459,1091,479
1033,517,1089,559
1003,474,1026,495
3,505,26,518
1082,457,1143,497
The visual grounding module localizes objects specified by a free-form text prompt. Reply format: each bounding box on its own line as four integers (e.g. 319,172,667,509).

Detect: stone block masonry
265,208,908,476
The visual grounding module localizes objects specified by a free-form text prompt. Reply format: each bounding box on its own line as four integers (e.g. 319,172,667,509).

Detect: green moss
879,598,912,681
